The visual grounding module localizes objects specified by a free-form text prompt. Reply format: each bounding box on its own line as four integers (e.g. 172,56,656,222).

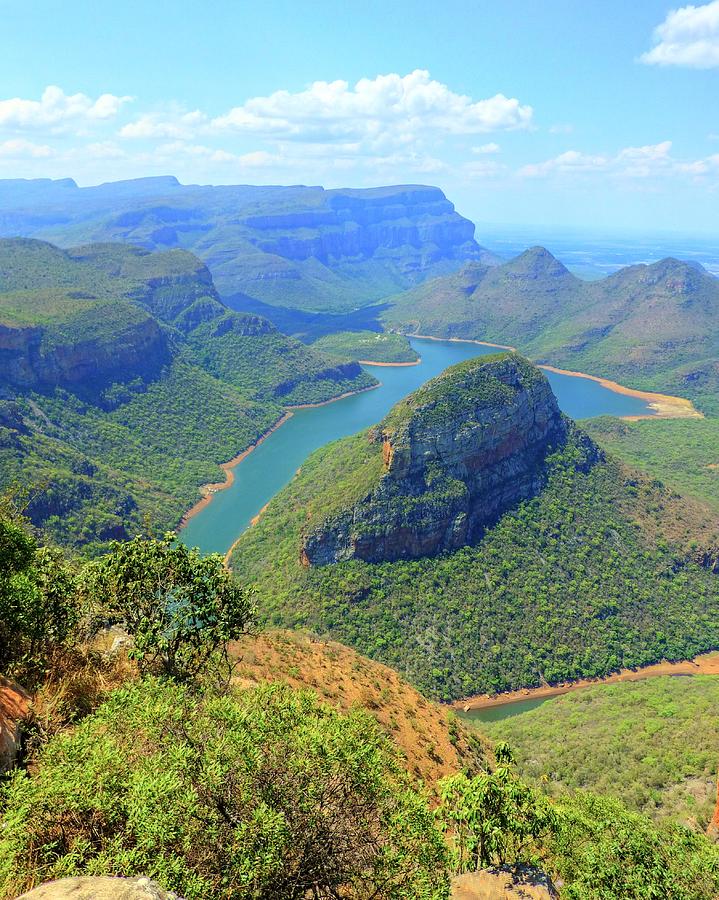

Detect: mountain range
0,237,374,549
0,177,497,314
384,246,719,414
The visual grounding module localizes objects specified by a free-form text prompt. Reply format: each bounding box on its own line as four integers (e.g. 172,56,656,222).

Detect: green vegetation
0,239,375,549
83,534,255,681
584,416,719,514
232,430,719,700
478,676,719,830
384,249,719,416
0,679,450,900
0,498,77,682
311,331,420,364
3,503,719,899
436,744,555,871
547,791,719,900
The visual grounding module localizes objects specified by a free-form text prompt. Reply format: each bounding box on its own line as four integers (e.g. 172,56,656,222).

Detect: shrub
82,534,255,681
0,679,449,899
0,503,78,682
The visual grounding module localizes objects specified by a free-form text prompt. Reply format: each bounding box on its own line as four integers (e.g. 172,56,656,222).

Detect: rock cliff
302,354,588,565
0,179,498,312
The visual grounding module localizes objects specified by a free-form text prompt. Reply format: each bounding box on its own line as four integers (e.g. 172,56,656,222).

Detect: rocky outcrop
451,867,557,899
243,186,482,274
302,354,593,565
0,677,30,772
16,877,181,900
0,313,169,390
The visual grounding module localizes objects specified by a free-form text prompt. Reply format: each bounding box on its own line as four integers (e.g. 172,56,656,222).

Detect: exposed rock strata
0,676,30,772
303,354,593,565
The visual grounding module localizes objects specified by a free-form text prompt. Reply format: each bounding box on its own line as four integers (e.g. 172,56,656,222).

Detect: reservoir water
181,337,653,556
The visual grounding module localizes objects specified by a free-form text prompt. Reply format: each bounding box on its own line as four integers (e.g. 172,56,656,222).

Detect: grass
310,331,419,364
478,675,719,831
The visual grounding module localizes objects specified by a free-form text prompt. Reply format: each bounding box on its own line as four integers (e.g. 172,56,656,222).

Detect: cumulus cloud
0,139,53,158
640,1,719,68
517,140,719,184
211,70,533,141
519,142,675,179
120,111,207,140
519,150,609,178
472,142,501,154
0,86,132,131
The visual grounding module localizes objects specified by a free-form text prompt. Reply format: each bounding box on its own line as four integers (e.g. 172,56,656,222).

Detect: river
180,337,655,556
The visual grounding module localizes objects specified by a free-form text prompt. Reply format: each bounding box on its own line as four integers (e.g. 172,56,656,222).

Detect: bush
548,792,719,899
436,743,555,873
0,679,450,900
82,534,255,681
0,503,78,682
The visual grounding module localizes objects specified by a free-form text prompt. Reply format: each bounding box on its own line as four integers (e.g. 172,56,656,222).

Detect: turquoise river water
180,337,653,556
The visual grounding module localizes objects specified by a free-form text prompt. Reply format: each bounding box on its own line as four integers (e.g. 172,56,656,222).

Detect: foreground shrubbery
0,680,450,900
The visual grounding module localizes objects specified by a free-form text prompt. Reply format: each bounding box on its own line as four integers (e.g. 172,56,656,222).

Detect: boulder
0,676,30,772
451,867,558,899
17,876,181,900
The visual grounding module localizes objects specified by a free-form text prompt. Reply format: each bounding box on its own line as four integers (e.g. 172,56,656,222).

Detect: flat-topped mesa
302,354,584,566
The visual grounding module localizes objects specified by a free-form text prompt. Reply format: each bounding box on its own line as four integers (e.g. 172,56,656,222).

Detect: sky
1,0,718,233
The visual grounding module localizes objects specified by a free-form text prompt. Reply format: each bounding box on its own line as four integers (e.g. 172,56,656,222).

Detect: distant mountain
0,178,499,314
231,353,719,700
384,247,719,414
0,238,375,549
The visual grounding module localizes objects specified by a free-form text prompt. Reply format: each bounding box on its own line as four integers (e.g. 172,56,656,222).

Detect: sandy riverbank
179,413,293,526
454,652,719,712
358,357,421,367
538,364,703,420
407,333,700,420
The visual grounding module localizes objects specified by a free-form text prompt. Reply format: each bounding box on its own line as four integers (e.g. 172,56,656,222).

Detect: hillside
584,416,719,519
230,353,719,700
478,675,719,832
0,239,375,549
384,247,719,415
310,330,419,364
231,629,487,784
0,177,499,314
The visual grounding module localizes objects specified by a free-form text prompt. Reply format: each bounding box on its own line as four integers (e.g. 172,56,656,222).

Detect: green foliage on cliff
0,500,78,683
82,533,255,681
311,331,420,364
0,238,376,548
547,791,719,900
584,416,719,514
231,431,719,701
478,675,719,831
384,249,719,416
0,679,450,900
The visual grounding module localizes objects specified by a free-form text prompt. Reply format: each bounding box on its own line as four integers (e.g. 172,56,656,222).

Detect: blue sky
1,0,718,232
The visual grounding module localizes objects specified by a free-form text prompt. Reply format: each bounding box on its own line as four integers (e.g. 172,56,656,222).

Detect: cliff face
302,355,585,565
0,179,496,312
0,311,169,390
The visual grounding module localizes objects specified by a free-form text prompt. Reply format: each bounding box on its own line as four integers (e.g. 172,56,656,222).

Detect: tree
0,501,78,681
0,679,450,900
82,533,255,681
436,743,555,873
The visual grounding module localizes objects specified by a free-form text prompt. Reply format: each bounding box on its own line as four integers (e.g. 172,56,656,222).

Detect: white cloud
472,142,501,154
549,123,574,134
519,149,609,178
212,70,533,141
463,159,505,178
516,140,719,184
120,110,207,140
640,1,719,68
0,86,132,131
0,139,53,158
